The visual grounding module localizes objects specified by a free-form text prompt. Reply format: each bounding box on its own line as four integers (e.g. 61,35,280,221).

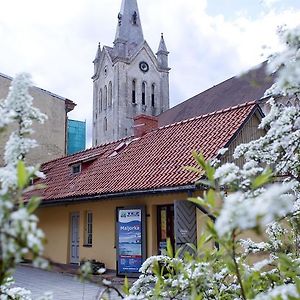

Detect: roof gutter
40,184,198,207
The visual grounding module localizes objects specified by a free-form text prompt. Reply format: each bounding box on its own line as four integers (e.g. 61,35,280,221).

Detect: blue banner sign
117,207,145,275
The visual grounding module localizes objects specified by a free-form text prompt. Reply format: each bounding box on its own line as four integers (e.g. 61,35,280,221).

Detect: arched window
99,89,103,112
95,94,98,113
104,117,107,132
104,85,107,109
142,82,146,105
108,81,112,107
151,84,155,107
132,80,136,104
286,100,292,107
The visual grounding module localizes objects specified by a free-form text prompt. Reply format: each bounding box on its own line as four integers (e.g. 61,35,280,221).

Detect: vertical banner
116,206,146,277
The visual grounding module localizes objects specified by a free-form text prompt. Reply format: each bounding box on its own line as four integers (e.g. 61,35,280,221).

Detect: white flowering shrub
119,25,300,300
0,73,48,298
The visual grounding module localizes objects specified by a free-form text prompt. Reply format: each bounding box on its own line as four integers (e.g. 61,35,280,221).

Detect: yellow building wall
37,192,189,270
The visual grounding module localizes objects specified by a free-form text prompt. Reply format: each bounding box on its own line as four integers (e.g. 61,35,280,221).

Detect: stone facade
92,0,170,146
0,72,76,166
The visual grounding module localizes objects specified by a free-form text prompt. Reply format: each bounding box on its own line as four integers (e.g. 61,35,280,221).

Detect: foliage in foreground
0,73,49,299
121,25,300,300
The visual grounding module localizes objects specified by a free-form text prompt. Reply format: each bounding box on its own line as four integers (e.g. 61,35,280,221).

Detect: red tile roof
34,102,258,202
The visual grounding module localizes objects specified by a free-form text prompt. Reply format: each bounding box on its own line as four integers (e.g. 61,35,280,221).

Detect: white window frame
84,211,93,246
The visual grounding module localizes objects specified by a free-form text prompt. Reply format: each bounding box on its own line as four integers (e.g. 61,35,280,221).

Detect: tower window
132,80,136,104
99,89,103,112
151,84,155,107
132,11,137,25
104,85,108,109
108,81,112,107
95,94,98,113
142,82,146,105
104,117,108,132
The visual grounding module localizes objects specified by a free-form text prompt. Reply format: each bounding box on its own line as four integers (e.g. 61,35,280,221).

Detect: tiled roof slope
36,102,257,202
159,62,273,126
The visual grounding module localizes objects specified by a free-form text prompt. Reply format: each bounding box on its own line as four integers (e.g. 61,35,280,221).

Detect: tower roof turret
93,42,101,63
157,33,169,54
114,0,144,48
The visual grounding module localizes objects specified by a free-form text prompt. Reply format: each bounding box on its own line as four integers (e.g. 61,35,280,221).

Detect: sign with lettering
116,207,146,276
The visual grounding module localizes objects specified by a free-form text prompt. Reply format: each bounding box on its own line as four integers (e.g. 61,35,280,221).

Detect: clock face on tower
139,61,149,73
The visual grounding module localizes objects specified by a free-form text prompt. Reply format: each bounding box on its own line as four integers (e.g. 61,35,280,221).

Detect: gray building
92,0,170,146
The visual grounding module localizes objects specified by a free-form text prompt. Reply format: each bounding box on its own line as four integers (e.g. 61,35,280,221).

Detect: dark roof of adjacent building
33,102,259,204
159,61,274,126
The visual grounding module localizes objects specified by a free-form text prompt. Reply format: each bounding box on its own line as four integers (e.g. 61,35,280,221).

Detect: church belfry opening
92,0,170,146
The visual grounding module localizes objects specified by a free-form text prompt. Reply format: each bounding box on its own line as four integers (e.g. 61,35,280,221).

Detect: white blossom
215,184,294,236
254,283,299,300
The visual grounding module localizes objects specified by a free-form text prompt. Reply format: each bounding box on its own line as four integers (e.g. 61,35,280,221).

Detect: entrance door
157,205,174,254
174,200,197,256
70,212,80,264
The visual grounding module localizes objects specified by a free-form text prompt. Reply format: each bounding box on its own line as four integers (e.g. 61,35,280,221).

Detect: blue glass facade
67,119,86,155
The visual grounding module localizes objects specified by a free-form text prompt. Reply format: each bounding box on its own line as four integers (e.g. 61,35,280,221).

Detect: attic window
71,163,81,175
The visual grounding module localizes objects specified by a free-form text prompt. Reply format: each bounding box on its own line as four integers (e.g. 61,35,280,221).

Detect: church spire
93,42,101,63
157,33,168,53
114,0,144,55
156,33,169,69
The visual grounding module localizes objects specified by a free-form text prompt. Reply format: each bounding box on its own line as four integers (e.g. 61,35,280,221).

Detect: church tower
92,0,170,146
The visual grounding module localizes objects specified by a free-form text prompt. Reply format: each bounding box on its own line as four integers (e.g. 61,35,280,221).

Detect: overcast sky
0,0,300,146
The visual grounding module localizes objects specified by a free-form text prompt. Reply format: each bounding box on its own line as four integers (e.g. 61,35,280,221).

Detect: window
95,95,98,113
132,11,137,25
108,81,112,107
71,163,81,175
104,85,107,109
142,82,146,105
151,84,155,107
84,211,93,246
104,117,108,131
99,89,103,112
132,80,136,104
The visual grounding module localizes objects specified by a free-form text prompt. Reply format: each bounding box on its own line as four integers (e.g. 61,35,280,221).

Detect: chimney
133,114,158,138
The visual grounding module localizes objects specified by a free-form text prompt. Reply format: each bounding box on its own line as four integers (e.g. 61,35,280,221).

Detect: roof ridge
42,101,256,167
42,135,133,167
0,71,71,102
155,100,257,132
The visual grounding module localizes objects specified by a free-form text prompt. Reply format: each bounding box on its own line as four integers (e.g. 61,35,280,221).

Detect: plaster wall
37,192,189,270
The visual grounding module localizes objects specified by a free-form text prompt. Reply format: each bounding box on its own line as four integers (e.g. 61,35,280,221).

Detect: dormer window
71,163,81,175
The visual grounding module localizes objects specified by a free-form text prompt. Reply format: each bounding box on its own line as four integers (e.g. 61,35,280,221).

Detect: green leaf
27,196,42,214
17,160,28,189
251,168,273,189
122,277,130,295
188,196,209,208
166,238,174,258
206,189,216,207
183,166,203,174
